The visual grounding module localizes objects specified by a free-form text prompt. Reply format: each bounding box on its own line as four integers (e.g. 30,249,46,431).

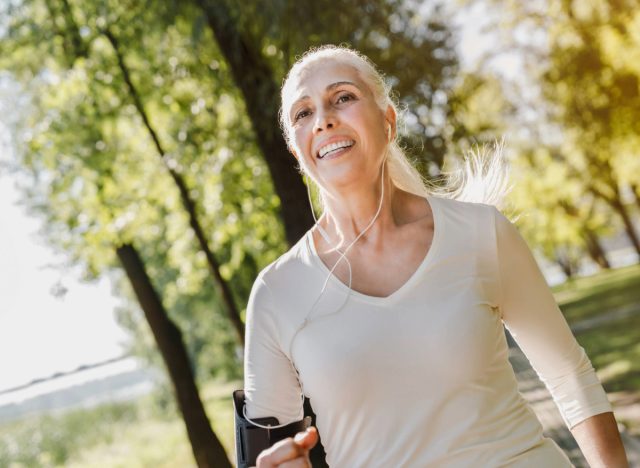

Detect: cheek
293,128,312,155
291,129,313,167
347,106,385,141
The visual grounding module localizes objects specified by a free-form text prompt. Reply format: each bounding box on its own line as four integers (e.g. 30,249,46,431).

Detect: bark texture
196,0,315,246
117,244,232,468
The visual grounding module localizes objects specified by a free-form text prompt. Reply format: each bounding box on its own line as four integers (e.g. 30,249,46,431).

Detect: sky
0,2,518,393
0,171,130,392
0,74,129,392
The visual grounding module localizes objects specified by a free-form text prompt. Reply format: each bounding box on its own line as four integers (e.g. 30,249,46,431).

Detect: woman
243,45,628,467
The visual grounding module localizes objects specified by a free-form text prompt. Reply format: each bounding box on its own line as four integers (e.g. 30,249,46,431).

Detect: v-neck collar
304,194,443,306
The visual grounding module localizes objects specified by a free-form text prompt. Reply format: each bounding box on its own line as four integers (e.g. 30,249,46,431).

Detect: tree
194,0,316,246
468,0,640,263
102,25,245,345
541,1,640,257
0,1,271,464
508,147,615,277
117,243,231,467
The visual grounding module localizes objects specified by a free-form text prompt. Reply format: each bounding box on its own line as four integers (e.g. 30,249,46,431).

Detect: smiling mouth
317,140,355,159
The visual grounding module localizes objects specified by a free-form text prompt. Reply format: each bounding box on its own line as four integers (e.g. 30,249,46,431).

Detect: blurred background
1,0,639,466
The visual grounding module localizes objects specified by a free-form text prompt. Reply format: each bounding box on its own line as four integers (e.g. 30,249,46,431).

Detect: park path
510,304,640,467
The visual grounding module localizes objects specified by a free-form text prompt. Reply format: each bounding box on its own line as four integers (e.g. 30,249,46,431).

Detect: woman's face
285,61,394,189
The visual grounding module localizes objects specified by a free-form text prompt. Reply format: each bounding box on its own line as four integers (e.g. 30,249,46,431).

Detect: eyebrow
289,81,362,116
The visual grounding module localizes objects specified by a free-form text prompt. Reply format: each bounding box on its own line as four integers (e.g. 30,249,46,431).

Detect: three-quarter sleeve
244,274,304,425
492,206,612,429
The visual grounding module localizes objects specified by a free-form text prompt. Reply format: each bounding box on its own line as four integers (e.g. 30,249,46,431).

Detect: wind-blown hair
279,44,510,210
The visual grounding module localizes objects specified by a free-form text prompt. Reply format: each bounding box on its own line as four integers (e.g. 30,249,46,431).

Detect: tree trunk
558,153,640,260
630,183,640,212
585,184,640,258
194,3,326,464
583,229,611,269
557,199,611,270
584,158,640,257
103,27,245,346
117,244,232,468
196,0,315,246
555,248,574,279
611,198,640,257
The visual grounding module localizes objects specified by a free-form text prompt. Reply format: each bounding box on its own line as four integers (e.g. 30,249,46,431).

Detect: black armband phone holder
233,389,311,468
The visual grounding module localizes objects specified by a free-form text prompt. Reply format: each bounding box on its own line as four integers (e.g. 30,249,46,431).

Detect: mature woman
242,45,628,467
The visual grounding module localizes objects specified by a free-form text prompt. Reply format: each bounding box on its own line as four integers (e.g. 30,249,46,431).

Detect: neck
318,169,399,250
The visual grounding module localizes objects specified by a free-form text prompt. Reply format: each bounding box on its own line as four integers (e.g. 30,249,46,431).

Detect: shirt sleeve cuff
545,365,613,429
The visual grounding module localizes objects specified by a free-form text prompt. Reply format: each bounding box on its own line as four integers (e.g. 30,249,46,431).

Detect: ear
384,105,397,140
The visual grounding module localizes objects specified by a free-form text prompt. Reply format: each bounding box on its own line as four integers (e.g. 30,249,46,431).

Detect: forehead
285,61,370,110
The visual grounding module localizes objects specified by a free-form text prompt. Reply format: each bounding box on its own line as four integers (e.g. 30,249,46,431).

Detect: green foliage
508,146,616,262
1,0,287,380
534,1,640,263
446,72,514,155
539,0,640,204
0,401,138,467
545,1,640,146
465,0,640,266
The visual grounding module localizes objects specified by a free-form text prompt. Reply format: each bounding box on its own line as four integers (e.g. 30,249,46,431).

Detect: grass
202,379,239,458
552,263,640,435
579,316,640,437
577,314,640,393
0,400,140,467
64,416,194,468
62,379,241,468
552,263,640,323
0,379,241,467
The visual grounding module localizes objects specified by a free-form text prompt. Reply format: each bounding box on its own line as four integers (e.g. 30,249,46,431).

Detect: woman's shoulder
430,193,500,226
254,230,316,290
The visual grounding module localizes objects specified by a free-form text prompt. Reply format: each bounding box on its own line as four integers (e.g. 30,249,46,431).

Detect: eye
294,108,311,122
336,92,355,104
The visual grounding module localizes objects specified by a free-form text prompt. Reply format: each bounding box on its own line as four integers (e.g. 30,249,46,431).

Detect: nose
312,108,337,134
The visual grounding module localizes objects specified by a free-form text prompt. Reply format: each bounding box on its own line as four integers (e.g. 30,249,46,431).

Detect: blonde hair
279,44,510,210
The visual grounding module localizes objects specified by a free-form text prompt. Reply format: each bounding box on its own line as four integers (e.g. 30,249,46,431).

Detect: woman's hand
255,426,318,468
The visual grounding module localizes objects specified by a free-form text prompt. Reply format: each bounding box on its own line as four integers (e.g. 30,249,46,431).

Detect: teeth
318,140,354,158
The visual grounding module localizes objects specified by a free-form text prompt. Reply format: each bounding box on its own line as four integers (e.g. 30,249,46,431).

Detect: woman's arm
492,206,628,463
244,275,305,424
571,412,629,468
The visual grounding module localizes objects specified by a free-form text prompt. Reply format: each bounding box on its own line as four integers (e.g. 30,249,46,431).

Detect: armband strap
233,389,311,468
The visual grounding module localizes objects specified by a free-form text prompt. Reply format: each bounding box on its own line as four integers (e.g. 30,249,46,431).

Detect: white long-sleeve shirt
244,194,612,467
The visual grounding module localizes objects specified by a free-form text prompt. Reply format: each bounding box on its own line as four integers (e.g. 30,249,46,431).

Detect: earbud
387,126,392,142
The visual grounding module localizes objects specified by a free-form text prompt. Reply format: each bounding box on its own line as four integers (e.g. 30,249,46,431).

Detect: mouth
317,140,355,160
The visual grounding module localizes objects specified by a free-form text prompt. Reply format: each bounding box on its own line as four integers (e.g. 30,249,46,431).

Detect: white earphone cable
243,129,392,429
